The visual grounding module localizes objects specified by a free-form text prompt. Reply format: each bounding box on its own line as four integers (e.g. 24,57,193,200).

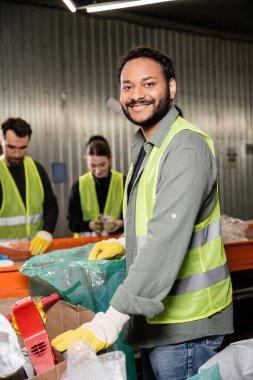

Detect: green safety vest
76,170,124,237
124,116,232,324
0,156,44,242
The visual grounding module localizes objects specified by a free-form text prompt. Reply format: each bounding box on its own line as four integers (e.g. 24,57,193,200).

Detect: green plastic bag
20,243,137,380
187,364,222,380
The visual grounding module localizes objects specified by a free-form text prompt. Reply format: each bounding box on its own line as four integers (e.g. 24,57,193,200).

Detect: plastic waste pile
20,243,137,380
221,214,248,242
0,253,14,267
0,313,34,379
199,338,253,380
61,340,126,380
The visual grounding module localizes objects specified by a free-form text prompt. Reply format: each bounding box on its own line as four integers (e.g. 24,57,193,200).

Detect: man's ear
169,78,176,100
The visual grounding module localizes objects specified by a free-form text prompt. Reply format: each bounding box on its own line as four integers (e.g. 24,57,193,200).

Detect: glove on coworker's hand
52,306,129,353
29,230,53,256
89,216,104,235
88,237,125,260
104,217,123,233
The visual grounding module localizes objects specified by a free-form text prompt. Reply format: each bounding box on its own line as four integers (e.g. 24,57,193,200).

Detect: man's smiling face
120,57,174,132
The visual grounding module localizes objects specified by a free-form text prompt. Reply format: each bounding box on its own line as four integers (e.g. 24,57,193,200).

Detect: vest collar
131,106,179,152
148,106,179,148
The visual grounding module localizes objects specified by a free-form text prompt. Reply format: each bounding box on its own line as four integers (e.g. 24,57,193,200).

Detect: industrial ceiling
3,0,253,40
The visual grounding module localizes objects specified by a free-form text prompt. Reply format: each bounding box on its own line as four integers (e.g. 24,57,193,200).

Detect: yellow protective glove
88,239,125,260
52,306,129,353
29,230,53,256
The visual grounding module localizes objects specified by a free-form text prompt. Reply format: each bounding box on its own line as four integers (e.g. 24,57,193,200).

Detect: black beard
6,157,24,167
121,87,171,129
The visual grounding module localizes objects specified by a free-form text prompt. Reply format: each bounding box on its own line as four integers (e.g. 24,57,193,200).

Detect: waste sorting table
1,225,253,298
0,235,118,298
2,228,253,378
221,222,253,348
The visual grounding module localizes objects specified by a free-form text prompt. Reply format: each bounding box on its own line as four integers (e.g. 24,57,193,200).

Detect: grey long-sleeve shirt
111,106,233,347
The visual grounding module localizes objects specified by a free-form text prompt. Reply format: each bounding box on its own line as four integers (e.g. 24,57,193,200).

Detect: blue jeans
141,335,224,380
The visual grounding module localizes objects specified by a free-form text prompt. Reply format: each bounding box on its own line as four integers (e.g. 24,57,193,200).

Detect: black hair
1,117,32,138
86,135,111,157
117,46,175,83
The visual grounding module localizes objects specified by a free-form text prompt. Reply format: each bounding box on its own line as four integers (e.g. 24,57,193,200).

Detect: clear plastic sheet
19,243,136,380
221,214,248,243
61,340,126,380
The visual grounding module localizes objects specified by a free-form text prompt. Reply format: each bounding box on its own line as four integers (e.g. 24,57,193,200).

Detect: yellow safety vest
76,170,124,237
124,117,232,324
0,156,44,242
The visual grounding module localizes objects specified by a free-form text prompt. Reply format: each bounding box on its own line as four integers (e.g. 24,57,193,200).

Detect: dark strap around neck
127,146,146,202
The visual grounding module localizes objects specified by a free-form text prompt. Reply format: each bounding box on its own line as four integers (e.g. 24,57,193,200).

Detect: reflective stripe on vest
124,116,232,324
0,213,43,227
136,218,221,251
0,156,44,242
170,263,229,296
189,219,221,249
79,170,124,221
0,236,32,243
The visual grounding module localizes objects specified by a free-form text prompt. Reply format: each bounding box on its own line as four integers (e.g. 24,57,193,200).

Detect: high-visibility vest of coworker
0,156,44,242
124,116,232,324
77,169,124,237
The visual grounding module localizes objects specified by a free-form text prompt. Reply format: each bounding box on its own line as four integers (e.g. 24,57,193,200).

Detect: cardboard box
0,298,94,380
31,362,66,380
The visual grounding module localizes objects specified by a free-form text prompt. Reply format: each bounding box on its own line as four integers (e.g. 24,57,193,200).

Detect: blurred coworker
0,117,58,255
53,47,233,380
68,135,125,236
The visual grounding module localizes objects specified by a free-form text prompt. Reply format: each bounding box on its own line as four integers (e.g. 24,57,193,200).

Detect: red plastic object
12,293,60,374
40,292,60,307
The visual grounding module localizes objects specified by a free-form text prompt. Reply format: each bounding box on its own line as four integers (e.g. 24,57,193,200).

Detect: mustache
126,99,155,107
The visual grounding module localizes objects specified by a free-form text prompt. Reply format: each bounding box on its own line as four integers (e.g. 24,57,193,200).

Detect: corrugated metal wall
0,1,252,237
